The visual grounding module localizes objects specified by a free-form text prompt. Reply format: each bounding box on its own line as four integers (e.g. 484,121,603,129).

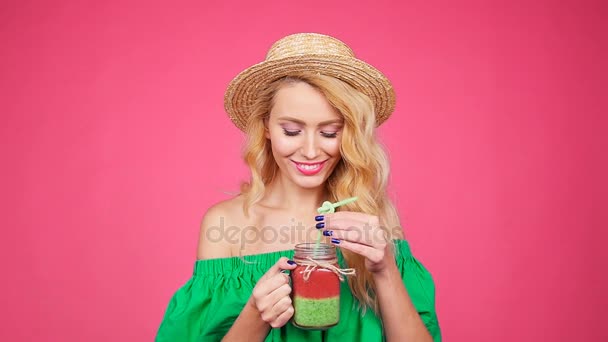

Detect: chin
284,169,330,189
294,178,327,189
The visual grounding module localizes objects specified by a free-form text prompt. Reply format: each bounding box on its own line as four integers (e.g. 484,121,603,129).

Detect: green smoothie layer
293,296,340,329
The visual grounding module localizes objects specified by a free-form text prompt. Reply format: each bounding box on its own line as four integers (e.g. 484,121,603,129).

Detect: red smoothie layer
291,265,341,299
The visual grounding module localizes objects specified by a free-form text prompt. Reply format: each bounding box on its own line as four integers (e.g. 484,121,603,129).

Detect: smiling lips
292,160,327,176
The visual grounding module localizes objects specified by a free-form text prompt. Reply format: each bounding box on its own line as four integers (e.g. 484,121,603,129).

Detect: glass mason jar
291,243,341,330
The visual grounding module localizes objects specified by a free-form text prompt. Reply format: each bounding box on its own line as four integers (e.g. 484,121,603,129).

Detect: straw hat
224,33,396,131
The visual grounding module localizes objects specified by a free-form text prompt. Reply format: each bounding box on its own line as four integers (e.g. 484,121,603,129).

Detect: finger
325,211,375,226
270,296,293,318
330,239,385,263
323,229,373,246
259,282,291,309
323,218,356,232
269,305,295,328
256,272,290,299
324,216,375,232
261,257,297,281
324,227,388,246
253,273,288,306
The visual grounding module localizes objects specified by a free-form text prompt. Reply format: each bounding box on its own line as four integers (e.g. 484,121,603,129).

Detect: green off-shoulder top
156,239,441,341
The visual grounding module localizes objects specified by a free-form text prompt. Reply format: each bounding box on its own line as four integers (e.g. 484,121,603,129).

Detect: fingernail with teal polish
315,215,324,221
331,238,340,244
287,260,296,265
316,222,325,229
323,230,333,236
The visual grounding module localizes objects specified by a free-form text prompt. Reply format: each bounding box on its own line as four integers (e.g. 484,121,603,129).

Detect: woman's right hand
249,257,298,328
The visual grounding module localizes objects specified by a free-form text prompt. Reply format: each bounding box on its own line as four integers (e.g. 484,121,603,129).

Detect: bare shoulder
197,195,248,260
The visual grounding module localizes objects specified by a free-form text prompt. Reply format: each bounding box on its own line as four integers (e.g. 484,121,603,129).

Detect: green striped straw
315,196,359,252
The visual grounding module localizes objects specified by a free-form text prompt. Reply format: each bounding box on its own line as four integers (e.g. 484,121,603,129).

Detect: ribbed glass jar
290,243,340,330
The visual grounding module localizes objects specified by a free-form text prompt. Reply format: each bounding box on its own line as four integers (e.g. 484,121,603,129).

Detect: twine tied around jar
299,257,356,282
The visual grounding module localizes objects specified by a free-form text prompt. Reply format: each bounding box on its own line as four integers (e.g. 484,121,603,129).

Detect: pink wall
1,0,606,341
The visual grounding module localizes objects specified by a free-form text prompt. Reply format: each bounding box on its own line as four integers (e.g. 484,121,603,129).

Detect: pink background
1,0,606,341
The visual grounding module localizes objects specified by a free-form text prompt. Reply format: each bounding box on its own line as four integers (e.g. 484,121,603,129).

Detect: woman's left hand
320,212,394,274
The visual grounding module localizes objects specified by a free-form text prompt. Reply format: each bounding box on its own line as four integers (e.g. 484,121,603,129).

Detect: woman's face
265,81,343,190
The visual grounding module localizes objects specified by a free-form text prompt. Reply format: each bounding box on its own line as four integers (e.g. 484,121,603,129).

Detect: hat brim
224,54,395,131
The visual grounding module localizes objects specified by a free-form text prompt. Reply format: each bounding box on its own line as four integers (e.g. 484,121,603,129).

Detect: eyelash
283,129,338,138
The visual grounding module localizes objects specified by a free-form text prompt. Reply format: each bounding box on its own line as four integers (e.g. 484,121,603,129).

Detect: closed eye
282,129,339,138
321,131,338,138
283,129,301,136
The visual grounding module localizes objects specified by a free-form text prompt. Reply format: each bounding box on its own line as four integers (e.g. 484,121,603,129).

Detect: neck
263,174,327,214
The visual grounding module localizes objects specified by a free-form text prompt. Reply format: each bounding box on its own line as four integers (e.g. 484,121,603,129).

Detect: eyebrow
276,116,344,126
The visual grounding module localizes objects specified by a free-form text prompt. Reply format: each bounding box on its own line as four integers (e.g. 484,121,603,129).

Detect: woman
156,33,441,341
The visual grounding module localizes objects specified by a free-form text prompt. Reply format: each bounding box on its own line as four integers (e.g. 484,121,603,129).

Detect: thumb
264,257,297,279
277,256,298,271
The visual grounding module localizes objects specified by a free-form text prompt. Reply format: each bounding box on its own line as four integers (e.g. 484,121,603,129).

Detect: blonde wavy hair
239,73,404,313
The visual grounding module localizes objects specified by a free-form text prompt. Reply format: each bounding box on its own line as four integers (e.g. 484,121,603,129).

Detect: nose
300,131,320,159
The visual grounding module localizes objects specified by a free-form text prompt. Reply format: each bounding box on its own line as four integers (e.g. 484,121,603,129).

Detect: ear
263,118,270,139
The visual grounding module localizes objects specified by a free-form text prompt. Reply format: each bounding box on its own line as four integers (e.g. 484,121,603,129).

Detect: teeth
298,163,320,170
